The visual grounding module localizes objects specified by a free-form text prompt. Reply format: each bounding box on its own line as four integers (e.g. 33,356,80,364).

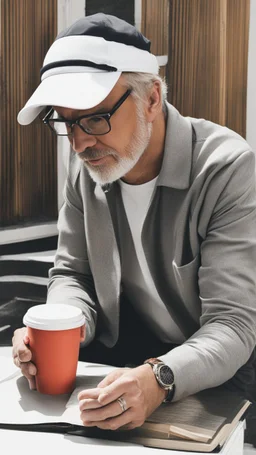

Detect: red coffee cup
23,304,85,395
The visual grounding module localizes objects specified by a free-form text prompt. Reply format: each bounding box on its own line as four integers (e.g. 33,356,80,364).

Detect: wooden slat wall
225,0,250,137
141,0,169,80
168,0,250,137
0,0,58,228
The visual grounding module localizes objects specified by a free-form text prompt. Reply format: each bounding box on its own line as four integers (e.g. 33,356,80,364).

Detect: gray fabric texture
47,102,256,401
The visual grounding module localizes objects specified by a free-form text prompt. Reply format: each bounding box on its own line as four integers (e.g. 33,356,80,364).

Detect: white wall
246,0,256,152
134,0,142,30
58,0,85,30
57,0,86,210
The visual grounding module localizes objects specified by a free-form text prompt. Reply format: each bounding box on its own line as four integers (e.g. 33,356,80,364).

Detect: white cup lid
23,304,85,331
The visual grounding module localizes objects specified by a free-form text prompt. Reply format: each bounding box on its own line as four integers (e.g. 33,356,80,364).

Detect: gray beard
79,109,152,185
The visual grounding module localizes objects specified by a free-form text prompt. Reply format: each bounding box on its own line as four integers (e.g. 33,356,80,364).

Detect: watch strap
163,384,175,402
144,357,175,403
144,357,162,367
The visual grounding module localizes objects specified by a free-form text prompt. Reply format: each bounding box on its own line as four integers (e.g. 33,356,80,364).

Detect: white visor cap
17,35,159,125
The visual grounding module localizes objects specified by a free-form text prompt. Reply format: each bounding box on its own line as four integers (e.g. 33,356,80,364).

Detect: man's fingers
13,356,20,369
13,358,37,390
97,377,129,405
14,358,37,378
78,369,129,404
78,387,101,401
80,396,130,425
79,398,102,410
28,378,37,391
12,327,27,344
23,334,30,345
17,346,32,363
12,327,32,363
12,327,37,390
20,361,37,378
97,369,127,388
94,409,134,431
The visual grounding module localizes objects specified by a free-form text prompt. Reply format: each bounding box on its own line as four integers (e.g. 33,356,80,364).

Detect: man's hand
78,364,167,430
12,327,37,390
12,323,85,391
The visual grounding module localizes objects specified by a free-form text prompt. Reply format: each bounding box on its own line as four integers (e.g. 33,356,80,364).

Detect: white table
0,347,253,455
0,423,246,455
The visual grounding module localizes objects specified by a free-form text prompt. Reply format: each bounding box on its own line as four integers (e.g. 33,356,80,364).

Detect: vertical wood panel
225,0,250,137
0,0,58,228
141,0,169,80
219,0,227,125
168,0,250,137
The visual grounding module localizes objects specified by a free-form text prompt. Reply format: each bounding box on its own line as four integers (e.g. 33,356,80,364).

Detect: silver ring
117,396,127,413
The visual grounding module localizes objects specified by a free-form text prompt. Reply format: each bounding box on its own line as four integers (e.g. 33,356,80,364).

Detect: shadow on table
16,375,69,417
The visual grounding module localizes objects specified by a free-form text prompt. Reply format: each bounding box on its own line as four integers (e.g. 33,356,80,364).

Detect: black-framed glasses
42,89,132,137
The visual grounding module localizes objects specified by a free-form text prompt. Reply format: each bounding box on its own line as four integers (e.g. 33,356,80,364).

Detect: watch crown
144,358,175,402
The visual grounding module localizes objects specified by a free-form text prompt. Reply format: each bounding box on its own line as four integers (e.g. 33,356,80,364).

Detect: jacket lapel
83,181,121,346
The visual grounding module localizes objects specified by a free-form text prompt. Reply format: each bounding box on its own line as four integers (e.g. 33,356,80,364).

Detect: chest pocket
172,255,201,321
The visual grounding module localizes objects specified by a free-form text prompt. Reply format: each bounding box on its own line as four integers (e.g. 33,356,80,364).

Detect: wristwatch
144,358,175,402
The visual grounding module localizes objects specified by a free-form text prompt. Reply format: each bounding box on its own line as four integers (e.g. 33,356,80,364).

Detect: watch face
158,364,174,387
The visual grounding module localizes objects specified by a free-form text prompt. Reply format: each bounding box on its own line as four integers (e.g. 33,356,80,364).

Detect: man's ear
145,81,162,122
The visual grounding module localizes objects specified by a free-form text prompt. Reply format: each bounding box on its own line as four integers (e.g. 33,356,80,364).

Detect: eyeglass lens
49,115,110,136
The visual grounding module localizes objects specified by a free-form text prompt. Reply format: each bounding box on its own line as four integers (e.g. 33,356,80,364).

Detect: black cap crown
56,13,151,52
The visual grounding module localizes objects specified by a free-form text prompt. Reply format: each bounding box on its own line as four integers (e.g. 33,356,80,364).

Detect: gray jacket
48,102,256,401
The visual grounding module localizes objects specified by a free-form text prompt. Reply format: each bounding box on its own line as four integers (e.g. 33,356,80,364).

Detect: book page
142,421,215,442
0,356,20,383
66,373,110,408
63,375,107,426
0,363,114,426
0,373,69,425
146,387,248,439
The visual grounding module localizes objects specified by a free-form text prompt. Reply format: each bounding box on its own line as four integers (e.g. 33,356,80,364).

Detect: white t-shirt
119,177,183,342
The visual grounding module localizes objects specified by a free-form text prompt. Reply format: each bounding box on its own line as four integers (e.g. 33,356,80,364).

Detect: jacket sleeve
160,149,256,401
47,174,98,346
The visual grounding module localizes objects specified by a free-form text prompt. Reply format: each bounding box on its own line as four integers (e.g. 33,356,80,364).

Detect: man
12,13,256,431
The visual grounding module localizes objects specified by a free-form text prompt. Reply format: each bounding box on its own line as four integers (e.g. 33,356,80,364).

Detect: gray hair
121,72,168,112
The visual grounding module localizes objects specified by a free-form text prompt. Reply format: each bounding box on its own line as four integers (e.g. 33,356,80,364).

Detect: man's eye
89,117,104,124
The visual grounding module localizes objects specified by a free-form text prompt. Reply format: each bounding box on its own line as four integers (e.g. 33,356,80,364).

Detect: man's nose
70,126,97,153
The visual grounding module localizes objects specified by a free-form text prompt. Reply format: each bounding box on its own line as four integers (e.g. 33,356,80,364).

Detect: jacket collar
157,102,193,190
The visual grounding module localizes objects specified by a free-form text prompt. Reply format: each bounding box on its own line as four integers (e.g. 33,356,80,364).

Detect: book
0,360,251,453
